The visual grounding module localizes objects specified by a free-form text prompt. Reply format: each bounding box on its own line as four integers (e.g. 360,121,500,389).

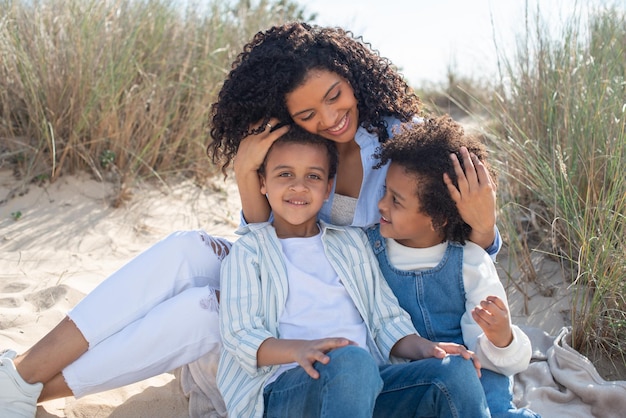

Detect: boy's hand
471,295,513,348
292,338,355,379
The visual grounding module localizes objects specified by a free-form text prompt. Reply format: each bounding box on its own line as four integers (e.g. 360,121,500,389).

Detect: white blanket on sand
180,326,626,418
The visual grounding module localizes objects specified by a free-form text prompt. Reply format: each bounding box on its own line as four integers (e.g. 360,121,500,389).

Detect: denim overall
367,225,540,418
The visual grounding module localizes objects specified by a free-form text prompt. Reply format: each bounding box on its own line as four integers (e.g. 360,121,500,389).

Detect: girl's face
285,69,359,145
259,142,332,238
378,163,445,248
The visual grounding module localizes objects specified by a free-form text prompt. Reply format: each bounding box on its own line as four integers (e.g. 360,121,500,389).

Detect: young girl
2,22,499,416
218,126,490,418
366,115,539,417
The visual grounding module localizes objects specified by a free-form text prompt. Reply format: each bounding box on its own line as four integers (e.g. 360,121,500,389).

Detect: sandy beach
0,169,240,417
1,166,618,417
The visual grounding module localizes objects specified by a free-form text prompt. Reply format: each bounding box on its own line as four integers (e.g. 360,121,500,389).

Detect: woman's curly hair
208,22,421,173
375,115,496,244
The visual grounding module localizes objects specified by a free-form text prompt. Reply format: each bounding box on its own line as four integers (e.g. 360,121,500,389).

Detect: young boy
217,126,490,418
367,115,539,417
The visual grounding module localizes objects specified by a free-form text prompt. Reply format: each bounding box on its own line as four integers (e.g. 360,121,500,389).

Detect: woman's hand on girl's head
233,120,289,223
444,146,497,249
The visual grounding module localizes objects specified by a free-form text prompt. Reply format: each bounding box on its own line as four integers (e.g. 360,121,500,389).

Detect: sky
296,0,623,85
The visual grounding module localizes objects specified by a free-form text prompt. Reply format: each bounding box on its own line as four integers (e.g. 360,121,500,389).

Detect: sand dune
0,167,579,417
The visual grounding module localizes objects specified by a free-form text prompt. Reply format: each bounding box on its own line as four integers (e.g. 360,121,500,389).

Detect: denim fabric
263,346,489,418
367,225,540,418
481,369,541,418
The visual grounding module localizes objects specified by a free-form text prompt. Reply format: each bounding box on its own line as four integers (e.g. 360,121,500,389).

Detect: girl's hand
444,146,497,249
472,295,513,348
392,335,481,377
233,120,289,223
432,342,482,377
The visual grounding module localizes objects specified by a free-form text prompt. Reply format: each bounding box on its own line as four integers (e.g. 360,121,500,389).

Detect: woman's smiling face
285,69,359,144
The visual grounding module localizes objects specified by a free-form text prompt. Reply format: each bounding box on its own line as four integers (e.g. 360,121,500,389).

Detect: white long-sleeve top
386,239,532,376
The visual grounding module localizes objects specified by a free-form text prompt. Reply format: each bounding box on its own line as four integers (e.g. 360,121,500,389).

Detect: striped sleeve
219,234,274,376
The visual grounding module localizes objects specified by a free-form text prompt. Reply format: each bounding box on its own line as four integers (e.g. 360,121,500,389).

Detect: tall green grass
0,0,311,202
486,3,626,368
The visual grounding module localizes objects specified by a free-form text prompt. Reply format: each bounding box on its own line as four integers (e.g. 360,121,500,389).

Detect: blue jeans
262,346,489,418
481,370,541,418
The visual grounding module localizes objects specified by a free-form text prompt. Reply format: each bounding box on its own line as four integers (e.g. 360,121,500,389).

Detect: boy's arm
355,231,418,360
219,241,277,376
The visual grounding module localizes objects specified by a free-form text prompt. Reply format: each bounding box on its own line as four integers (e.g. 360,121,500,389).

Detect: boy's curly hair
375,116,496,244
208,22,421,173
258,125,338,180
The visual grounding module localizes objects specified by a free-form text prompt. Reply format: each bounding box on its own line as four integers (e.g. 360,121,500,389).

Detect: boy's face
260,142,332,238
378,162,443,248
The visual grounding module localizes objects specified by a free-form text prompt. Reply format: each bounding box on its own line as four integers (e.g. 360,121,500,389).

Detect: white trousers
63,230,231,397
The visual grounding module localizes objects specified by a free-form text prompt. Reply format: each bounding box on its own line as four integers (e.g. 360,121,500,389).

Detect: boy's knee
319,346,381,387
436,355,482,389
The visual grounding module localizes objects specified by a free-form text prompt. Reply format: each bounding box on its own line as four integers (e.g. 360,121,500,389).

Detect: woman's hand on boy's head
471,295,514,348
234,119,289,176
444,146,497,248
234,119,290,223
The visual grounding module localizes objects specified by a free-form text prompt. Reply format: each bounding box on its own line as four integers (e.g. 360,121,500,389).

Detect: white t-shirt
266,231,369,385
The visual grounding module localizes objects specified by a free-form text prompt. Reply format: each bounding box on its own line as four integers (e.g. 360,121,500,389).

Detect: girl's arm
257,337,354,379
461,243,532,375
233,121,289,223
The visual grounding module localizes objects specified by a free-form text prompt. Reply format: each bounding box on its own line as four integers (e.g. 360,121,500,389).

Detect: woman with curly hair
208,22,498,243
1,22,499,417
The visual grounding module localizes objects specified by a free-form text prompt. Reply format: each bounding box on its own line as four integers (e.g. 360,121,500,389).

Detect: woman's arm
233,121,289,224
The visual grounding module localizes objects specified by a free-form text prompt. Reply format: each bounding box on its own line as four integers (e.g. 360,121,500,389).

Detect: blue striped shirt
217,221,417,417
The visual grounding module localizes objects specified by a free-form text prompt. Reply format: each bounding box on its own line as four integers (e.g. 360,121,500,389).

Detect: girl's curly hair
375,115,496,244
208,22,421,174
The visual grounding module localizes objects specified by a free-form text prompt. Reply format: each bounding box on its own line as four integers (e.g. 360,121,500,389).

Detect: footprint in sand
1,282,29,293
0,295,23,308
24,285,69,311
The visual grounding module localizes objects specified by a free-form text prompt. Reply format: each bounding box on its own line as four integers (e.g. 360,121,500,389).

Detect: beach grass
0,0,312,203
482,3,626,373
